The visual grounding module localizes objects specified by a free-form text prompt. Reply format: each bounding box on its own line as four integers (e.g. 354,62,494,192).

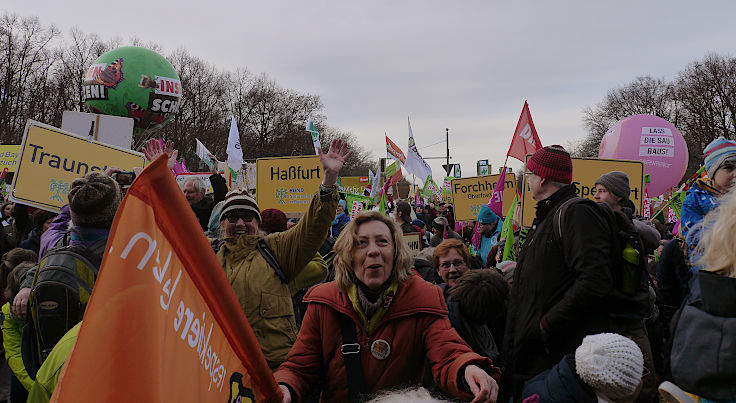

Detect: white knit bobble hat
574,333,644,400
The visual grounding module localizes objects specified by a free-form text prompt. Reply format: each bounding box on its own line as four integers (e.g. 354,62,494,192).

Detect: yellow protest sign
256,155,322,214
401,232,422,256
0,145,20,172
451,174,517,221
339,176,370,195
10,120,145,212
520,157,645,227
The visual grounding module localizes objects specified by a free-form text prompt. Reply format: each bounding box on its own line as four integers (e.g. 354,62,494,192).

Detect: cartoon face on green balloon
83,46,182,132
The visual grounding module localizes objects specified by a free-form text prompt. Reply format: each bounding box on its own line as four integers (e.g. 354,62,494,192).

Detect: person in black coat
181,172,227,231
502,146,617,400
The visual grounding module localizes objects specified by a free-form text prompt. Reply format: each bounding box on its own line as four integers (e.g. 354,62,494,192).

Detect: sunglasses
223,212,256,224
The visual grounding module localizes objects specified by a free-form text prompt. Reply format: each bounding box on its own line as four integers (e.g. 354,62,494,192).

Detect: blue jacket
478,218,503,267
521,354,597,402
681,179,722,272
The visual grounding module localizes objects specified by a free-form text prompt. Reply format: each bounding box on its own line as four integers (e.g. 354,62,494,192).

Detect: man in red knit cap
501,145,619,400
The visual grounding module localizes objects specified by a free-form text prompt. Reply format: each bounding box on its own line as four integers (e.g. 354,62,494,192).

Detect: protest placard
256,155,322,214
0,145,20,172
520,157,645,227
10,120,145,212
451,174,517,221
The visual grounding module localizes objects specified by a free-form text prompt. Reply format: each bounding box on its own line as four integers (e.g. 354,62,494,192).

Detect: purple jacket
22,205,110,289
39,205,111,258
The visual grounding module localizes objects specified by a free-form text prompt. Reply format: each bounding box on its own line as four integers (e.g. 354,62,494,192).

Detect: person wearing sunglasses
212,139,352,372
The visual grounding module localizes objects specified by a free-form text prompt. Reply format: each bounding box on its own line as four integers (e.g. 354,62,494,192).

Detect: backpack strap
338,314,365,403
552,197,590,240
256,238,288,284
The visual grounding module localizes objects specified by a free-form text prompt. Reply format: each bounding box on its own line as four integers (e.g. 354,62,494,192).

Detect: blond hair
695,187,736,277
333,211,414,291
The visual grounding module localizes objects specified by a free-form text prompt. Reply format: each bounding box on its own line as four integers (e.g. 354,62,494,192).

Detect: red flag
386,135,407,163
507,101,542,161
487,169,506,217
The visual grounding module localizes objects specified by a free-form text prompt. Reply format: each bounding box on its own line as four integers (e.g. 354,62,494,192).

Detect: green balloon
83,46,182,132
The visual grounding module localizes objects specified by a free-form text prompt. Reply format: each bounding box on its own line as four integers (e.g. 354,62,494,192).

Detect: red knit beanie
527,145,573,184
260,208,287,234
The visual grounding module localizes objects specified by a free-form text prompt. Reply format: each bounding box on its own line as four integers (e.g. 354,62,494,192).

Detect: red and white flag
507,101,542,162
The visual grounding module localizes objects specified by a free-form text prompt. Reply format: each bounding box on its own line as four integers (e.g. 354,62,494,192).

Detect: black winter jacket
190,173,227,231
503,185,614,397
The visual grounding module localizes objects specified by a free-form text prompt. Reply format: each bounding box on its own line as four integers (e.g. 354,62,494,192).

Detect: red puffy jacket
274,275,499,402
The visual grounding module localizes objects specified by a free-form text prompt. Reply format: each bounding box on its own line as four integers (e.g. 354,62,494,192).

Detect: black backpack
21,234,106,379
553,198,650,316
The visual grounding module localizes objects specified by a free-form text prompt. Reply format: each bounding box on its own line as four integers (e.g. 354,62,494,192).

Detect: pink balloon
598,114,688,197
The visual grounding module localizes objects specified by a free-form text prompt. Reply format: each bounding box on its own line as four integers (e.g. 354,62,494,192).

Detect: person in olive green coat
215,139,352,371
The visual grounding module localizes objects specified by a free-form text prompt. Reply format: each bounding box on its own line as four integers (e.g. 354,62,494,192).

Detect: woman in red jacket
275,211,500,402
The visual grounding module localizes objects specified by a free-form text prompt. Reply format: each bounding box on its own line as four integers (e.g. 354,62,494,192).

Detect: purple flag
487,168,506,217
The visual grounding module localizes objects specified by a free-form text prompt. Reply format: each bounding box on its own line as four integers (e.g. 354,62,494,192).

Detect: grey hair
182,177,207,193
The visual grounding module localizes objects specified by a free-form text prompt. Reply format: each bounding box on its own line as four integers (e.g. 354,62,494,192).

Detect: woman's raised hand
318,138,353,186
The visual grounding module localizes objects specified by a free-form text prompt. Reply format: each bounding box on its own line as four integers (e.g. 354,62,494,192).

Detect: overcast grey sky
7,1,736,178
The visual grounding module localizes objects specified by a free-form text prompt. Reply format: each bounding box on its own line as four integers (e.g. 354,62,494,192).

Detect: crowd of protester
0,136,733,402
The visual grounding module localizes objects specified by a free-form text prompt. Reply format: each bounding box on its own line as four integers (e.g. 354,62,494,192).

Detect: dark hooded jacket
521,354,597,402
503,185,614,397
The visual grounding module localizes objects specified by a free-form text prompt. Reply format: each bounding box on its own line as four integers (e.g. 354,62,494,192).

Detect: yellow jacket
2,303,32,391
216,189,338,371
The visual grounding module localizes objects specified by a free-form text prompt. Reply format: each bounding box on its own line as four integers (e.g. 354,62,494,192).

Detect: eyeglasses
224,212,255,224
439,259,466,270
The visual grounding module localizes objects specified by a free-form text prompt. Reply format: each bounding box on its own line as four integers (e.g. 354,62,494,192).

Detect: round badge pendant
370,339,391,360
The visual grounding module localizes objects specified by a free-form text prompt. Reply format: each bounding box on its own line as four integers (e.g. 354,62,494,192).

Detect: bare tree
580,75,679,157
0,13,60,143
675,53,736,175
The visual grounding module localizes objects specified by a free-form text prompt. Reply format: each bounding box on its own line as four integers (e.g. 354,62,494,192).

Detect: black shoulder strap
256,238,288,284
552,197,588,240
338,314,365,403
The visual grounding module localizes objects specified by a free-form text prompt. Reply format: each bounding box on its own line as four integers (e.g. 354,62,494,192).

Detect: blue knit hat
703,136,736,178
338,199,347,209
477,205,499,224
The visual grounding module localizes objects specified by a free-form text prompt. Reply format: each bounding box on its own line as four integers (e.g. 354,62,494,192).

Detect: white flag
195,139,215,171
227,116,243,172
306,117,321,155
404,118,433,184
369,169,379,200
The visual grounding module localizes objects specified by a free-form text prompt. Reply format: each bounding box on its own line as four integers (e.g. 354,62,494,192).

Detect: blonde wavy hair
333,211,414,291
695,187,736,278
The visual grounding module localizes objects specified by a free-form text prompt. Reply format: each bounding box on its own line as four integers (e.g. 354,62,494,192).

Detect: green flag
378,191,387,215
669,191,686,219
345,193,373,219
501,194,518,262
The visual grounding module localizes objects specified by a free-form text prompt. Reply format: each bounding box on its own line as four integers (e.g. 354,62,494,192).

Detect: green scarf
347,281,398,335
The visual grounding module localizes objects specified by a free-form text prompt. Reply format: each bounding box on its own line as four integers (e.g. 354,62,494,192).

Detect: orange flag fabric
506,100,543,162
51,155,282,402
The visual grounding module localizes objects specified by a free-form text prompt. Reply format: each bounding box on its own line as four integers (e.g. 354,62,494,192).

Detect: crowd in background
0,137,733,403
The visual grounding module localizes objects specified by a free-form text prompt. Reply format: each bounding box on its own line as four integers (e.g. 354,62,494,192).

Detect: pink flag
487,169,506,217
471,221,482,250
507,101,542,162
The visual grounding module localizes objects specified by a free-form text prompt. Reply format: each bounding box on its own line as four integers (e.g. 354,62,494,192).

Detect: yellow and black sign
10,120,144,212
520,157,645,227
451,174,517,221
256,155,322,214
0,145,20,172
402,232,423,256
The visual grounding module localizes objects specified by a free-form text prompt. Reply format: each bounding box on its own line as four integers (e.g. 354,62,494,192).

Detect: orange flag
51,155,281,402
506,100,542,162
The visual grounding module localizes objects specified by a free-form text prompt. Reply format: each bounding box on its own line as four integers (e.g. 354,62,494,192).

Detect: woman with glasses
434,239,508,360
275,213,500,403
